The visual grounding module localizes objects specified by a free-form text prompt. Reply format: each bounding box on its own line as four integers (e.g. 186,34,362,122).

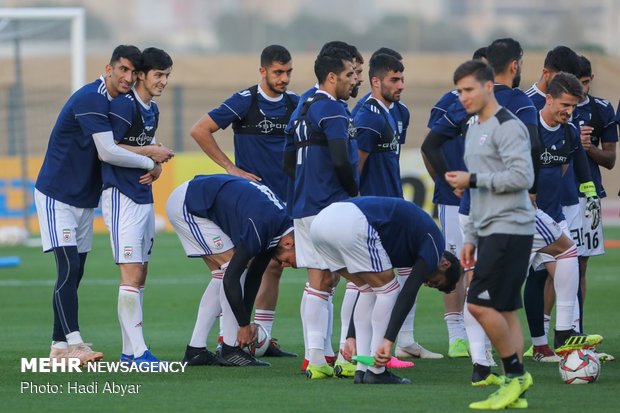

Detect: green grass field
1,229,619,413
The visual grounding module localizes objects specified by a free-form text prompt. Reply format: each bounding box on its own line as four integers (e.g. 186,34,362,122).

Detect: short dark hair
260,44,291,67
368,54,404,81
486,38,522,74
110,45,142,68
314,47,352,84
439,251,462,294
140,47,173,73
319,41,360,63
547,72,583,100
544,46,580,76
472,47,488,60
453,60,494,85
578,55,592,78
371,47,403,61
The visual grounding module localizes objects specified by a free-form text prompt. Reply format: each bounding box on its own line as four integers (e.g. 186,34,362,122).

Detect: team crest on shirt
124,246,133,257
448,244,457,255
212,236,224,250
62,229,71,241
479,134,488,145
347,120,356,139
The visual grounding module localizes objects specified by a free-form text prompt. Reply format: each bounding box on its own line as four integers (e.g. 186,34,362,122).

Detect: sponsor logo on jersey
127,132,152,146
62,229,71,241
347,120,356,138
540,148,568,165
124,246,133,257
212,236,223,250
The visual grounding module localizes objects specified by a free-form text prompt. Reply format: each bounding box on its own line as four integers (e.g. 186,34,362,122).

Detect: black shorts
467,233,533,312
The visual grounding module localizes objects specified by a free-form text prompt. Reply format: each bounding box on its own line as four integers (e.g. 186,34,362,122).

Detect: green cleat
523,345,533,358
469,372,532,410
507,398,528,409
305,363,334,379
449,338,470,358
334,360,356,378
471,372,505,387
554,331,604,356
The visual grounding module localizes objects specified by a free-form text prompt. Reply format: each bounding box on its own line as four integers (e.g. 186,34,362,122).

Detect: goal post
0,7,85,91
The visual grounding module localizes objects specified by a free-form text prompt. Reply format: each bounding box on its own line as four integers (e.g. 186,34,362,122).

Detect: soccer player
189,45,299,358
35,45,161,365
571,55,617,332
297,196,462,384
422,38,541,379
166,174,295,367
522,45,582,359
284,41,364,374
283,46,359,379
101,47,174,367
421,47,488,361
444,60,535,410
532,73,603,353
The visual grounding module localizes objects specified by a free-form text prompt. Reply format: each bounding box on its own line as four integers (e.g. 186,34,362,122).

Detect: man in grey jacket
444,60,534,410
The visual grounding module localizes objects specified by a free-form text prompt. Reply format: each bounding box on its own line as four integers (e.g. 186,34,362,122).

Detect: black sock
501,353,524,377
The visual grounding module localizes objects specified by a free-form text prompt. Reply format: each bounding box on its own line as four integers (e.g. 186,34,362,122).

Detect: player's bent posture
298,197,461,384
35,45,161,366
101,48,174,367
444,60,535,410
166,175,295,367
283,46,359,379
190,45,299,357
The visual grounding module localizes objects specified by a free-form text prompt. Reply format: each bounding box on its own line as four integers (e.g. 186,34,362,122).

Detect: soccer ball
243,324,271,358
559,349,600,384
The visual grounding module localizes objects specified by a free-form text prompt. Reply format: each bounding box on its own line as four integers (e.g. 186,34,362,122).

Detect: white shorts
101,187,155,264
529,209,564,270
310,202,392,274
563,203,586,256
166,181,234,257
439,204,463,256
293,215,328,270
575,197,605,256
34,188,94,253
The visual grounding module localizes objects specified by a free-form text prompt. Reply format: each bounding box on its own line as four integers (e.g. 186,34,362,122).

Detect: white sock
304,286,330,366
338,283,358,362
220,269,246,346
532,335,548,346
572,297,581,333
354,285,375,373
118,285,148,357
396,272,416,348
301,283,309,360
464,297,489,366
543,314,551,338
52,341,68,349
324,293,335,357
444,312,467,344
254,309,275,337
553,246,579,331
368,278,400,374
65,331,84,346
189,269,223,348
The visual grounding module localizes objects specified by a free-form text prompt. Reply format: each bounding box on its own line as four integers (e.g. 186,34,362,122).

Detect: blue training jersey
355,96,404,197
185,175,292,257
208,85,299,200
537,115,581,222
525,83,546,111
36,76,113,208
102,90,159,204
428,90,465,206
290,90,359,218
345,197,444,270
567,96,618,199
433,84,537,214
352,91,409,144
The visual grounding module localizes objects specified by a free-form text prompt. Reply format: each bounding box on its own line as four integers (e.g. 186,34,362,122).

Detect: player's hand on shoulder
149,143,174,163
225,164,261,182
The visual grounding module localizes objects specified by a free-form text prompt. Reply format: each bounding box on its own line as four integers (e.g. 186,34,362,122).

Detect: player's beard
266,78,286,95
512,74,521,88
350,83,360,98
